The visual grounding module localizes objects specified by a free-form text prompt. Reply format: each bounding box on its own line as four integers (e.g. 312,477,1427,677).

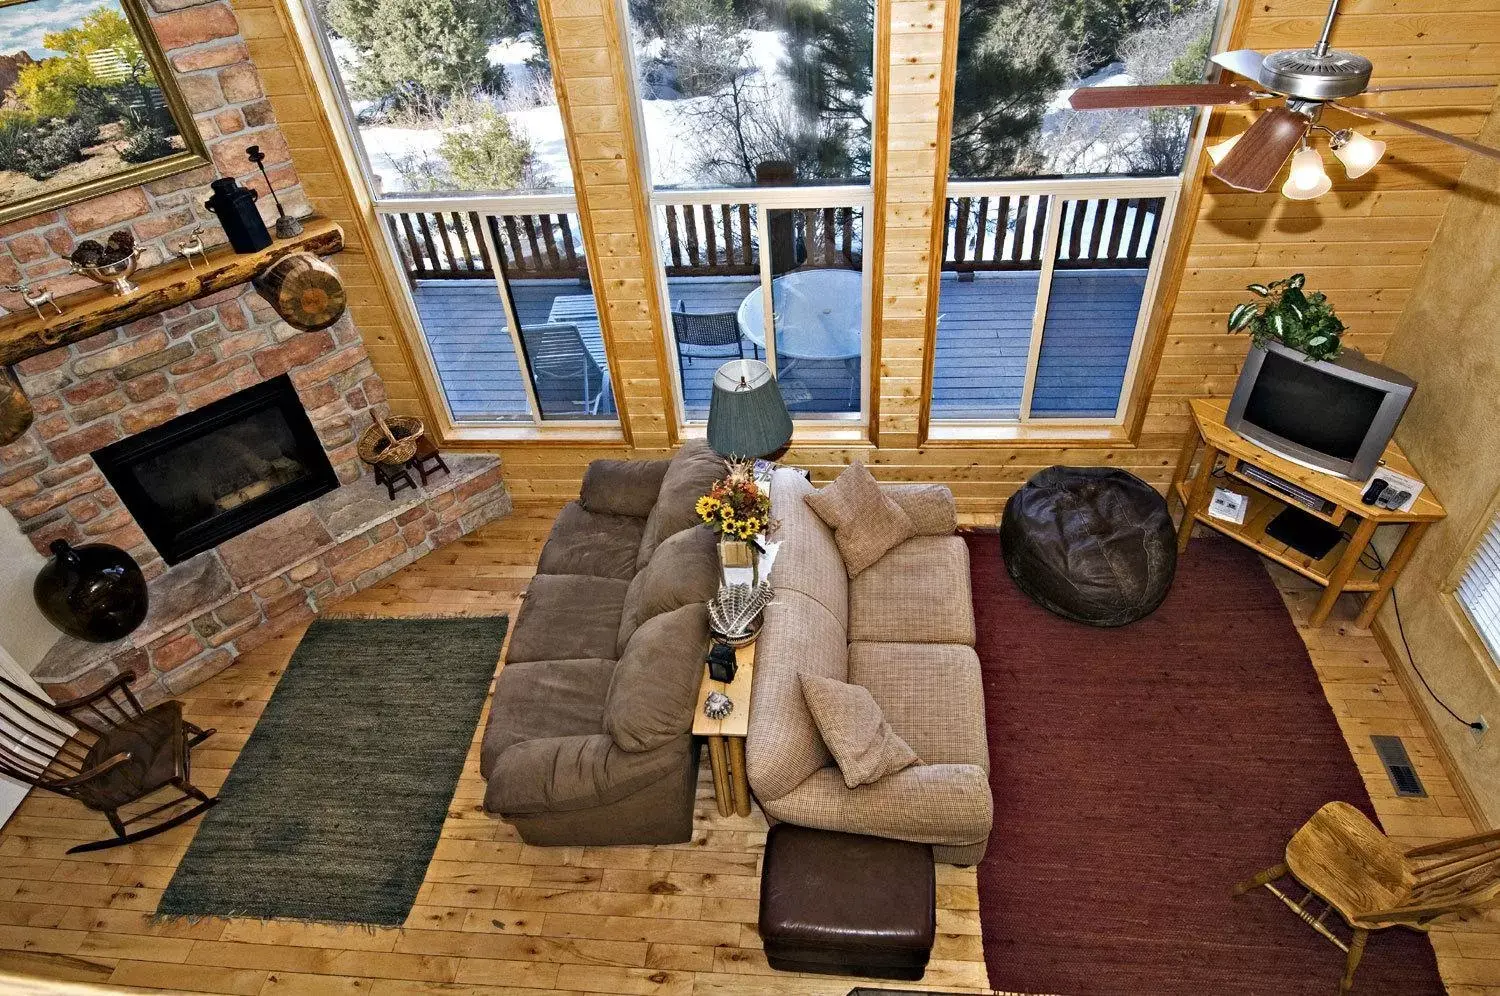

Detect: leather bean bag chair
1000,466,1176,627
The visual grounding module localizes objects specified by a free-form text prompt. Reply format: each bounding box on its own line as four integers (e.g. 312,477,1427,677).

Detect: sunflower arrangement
695,461,773,541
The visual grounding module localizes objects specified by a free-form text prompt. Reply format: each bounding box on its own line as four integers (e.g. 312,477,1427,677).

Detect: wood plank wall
245,0,1500,516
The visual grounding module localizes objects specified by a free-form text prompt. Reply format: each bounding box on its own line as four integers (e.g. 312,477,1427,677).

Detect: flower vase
718,539,759,586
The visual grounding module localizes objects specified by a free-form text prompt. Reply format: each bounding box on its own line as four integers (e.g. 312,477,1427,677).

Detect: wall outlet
1472,716,1489,744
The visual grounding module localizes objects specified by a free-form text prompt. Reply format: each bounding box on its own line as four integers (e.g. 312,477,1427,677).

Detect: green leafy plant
118,125,174,163
1227,273,1345,362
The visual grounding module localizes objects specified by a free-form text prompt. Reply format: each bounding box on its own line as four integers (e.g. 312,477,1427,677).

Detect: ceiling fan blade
1068,84,1259,110
1333,102,1500,161
1363,81,1496,94
1210,106,1309,192
1210,49,1267,83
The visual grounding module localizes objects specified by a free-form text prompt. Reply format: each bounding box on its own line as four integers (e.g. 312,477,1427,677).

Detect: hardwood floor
0,503,1496,995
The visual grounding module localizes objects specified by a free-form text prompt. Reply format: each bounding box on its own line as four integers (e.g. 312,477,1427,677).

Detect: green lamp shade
707,359,793,459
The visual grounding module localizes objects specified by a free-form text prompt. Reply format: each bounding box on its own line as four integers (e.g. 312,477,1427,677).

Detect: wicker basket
357,414,425,466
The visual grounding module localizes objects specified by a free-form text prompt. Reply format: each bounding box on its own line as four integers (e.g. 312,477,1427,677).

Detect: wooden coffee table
693,643,754,818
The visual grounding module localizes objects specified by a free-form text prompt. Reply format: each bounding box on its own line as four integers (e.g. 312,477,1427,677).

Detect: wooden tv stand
1172,398,1446,629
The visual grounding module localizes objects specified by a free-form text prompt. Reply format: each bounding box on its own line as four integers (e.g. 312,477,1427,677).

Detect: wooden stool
373,461,418,500
407,437,450,485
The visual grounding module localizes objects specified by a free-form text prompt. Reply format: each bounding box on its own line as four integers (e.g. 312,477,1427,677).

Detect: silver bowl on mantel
71,246,144,297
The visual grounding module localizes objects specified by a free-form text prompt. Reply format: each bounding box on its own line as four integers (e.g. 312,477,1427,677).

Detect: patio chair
671,306,753,366
520,322,607,415
0,673,217,853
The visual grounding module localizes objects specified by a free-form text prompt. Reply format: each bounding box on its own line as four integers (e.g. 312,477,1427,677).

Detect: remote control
1362,479,1388,506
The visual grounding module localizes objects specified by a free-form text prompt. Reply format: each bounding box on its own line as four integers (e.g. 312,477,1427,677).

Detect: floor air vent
1371,735,1426,798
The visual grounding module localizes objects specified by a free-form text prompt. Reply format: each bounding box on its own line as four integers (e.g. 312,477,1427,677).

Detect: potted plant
1227,273,1345,362
696,461,773,584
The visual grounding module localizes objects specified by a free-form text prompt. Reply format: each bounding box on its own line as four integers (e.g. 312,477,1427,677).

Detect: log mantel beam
0,218,344,368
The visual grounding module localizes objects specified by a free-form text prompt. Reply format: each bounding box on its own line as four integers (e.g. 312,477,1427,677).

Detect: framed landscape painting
0,0,208,224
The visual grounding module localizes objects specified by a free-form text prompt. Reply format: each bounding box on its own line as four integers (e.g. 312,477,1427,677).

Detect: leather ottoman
758,824,935,980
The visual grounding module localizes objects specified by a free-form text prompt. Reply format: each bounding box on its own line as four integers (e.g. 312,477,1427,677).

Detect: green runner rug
157,615,507,925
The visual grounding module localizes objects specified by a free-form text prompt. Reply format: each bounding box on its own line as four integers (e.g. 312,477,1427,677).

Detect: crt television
1225,341,1416,482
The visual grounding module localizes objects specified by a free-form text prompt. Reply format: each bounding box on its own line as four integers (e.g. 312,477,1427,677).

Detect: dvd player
1238,463,1337,516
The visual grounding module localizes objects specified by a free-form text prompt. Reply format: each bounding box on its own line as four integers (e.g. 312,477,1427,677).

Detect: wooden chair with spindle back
0,673,217,853
1233,801,1500,992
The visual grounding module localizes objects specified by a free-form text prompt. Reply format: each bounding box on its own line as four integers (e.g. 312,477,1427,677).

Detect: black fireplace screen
93,375,339,564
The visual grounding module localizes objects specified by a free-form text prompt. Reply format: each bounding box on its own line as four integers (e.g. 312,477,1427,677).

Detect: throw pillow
803,462,915,576
799,673,920,788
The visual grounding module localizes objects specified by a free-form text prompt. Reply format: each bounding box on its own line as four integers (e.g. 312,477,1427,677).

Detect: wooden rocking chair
1233,801,1500,992
0,673,218,853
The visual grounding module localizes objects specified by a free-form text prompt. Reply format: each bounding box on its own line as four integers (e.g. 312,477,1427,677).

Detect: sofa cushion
580,458,670,519
745,588,850,802
638,440,726,568
884,484,959,536
759,764,994,848
618,524,720,653
507,573,630,664
536,501,646,581
605,603,710,752
768,468,849,630
799,673,920,789
480,657,615,778
849,536,975,645
486,732,690,814
848,642,988,771
805,463,915,578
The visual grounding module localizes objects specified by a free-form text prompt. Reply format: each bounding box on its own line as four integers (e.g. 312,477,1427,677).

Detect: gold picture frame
0,0,210,225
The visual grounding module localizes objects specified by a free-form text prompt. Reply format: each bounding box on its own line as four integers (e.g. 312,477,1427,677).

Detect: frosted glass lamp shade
707,359,793,459
1333,130,1386,179
1282,147,1332,200
1206,133,1241,165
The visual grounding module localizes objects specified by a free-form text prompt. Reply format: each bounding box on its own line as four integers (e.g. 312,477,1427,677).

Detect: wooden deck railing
656,204,862,277
384,210,589,284
943,195,1164,273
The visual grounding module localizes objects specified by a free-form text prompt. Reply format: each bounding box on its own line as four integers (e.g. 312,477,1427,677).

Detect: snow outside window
931,0,1227,427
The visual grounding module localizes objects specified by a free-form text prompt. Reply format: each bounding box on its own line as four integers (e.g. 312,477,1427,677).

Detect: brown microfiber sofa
747,468,993,864
480,441,725,845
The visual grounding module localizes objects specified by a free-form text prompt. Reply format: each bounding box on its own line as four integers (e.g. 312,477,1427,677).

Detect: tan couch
747,468,993,864
480,441,725,845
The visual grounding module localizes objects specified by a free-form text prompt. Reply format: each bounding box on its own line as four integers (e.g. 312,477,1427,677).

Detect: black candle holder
247,145,302,239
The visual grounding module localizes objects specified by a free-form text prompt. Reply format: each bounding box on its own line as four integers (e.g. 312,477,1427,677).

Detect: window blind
1456,513,1500,665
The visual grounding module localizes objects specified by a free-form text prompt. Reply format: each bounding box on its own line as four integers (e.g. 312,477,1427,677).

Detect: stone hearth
0,283,510,702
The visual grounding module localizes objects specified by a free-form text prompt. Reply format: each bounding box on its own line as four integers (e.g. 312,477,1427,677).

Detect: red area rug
965,531,1444,996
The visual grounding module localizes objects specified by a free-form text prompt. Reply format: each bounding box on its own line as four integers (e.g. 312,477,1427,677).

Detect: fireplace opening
93,375,340,564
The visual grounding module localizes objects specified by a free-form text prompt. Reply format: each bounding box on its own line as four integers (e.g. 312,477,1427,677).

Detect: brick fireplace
0,0,512,700
0,290,511,702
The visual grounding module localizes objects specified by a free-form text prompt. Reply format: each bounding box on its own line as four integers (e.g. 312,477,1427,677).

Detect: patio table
735,269,862,361
545,293,613,413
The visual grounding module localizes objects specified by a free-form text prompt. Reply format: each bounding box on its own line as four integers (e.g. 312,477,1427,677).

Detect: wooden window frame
283,0,628,443
923,0,1242,445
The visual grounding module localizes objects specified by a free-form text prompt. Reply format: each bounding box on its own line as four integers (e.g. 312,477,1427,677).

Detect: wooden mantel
0,218,344,368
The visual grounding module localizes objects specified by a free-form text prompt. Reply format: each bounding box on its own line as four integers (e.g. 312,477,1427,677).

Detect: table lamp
707,359,793,460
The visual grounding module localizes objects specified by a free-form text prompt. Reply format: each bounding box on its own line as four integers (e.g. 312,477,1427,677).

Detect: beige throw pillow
803,462,915,577
799,673,920,789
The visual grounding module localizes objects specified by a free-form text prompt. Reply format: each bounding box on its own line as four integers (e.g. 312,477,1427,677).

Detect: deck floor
412,269,1147,422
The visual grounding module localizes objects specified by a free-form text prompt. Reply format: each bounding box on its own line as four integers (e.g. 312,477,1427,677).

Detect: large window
625,0,874,423
304,0,614,426
1457,510,1500,668
933,0,1226,426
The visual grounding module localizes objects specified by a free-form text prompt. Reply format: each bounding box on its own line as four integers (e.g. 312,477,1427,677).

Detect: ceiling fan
1067,0,1500,197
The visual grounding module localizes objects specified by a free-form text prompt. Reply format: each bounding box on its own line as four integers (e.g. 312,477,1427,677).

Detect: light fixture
1330,128,1386,179
1206,133,1241,165
1282,145,1332,200
706,359,793,460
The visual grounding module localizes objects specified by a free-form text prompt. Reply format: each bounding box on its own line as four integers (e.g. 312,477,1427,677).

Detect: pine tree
949,0,1065,178
326,0,514,113
769,0,874,180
